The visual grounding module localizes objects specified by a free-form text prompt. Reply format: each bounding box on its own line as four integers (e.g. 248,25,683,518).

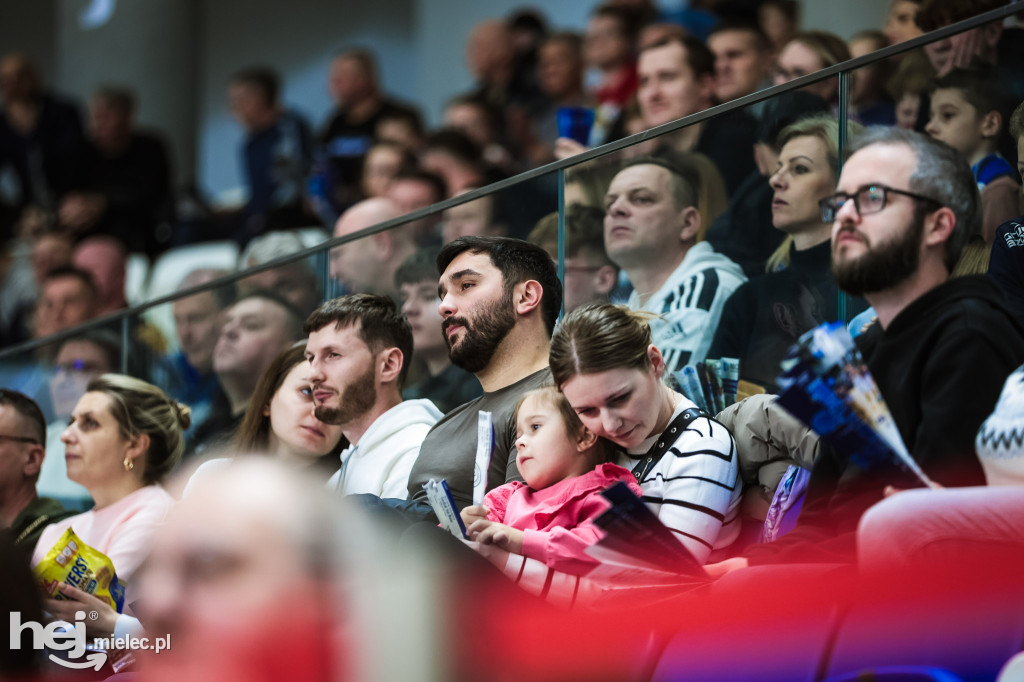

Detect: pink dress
483,462,642,575
32,485,175,611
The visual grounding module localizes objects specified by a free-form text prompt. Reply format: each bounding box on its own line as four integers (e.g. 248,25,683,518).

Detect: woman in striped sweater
553,303,742,563
499,304,742,605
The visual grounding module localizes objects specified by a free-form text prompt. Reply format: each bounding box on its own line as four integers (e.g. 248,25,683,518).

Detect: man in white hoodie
604,156,747,373
305,293,442,498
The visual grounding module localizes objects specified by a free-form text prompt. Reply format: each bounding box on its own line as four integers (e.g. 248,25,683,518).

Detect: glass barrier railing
2,1,1021,439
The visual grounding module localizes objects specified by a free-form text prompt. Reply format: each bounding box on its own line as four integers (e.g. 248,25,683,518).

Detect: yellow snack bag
34,527,126,612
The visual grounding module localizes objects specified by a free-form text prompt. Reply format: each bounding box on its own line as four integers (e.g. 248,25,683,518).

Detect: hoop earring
123,456,134,472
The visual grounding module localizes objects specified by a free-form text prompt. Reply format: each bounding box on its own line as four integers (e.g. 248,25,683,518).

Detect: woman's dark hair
233,343,348,460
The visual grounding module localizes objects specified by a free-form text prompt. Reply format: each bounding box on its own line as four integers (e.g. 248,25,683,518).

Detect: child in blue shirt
925,66,1020,243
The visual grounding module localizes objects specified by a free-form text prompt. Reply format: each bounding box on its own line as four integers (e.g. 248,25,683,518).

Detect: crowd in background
3,0,1024,678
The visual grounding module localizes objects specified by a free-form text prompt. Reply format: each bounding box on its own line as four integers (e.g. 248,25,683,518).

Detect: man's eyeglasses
0,433,40,445
54,359,103,374
819,184,943,223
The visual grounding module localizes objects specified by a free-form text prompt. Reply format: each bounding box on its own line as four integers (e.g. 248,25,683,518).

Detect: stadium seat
295,226,329,249
141,241,239,351
124,253,150,306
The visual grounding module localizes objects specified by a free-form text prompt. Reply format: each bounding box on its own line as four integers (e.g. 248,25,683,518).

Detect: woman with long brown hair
233,342,346,473
187,343,346,492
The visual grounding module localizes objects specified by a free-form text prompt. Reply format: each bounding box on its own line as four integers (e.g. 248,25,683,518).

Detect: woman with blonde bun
31,374,189,640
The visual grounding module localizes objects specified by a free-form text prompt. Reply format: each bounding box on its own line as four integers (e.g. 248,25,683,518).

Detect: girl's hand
463,539,513,569
467,519,524,554
43,583,119,639
460,505,490,528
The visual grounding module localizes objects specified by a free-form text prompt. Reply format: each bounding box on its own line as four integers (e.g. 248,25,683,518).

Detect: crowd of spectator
3,0,1024,678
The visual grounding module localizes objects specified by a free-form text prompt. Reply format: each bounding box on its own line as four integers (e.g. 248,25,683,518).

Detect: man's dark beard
314,362,377,426
442,286,517,374
831,210,925,297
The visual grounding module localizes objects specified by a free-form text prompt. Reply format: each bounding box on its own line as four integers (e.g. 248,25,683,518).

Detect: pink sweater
483,462,642,575
32,485,175,609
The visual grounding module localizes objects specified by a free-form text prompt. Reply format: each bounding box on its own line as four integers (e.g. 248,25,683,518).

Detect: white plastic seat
124,253,150,306
295,226,329,248
141,241,239,351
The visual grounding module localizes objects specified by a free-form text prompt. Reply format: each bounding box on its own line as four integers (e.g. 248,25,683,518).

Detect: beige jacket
716,394,822,519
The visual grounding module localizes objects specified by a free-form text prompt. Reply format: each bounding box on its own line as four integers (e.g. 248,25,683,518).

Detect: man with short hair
420,129,491,197
637,36,757,193
400,236,558,516
464,18,543,119
707,22,774,104
33,266,97,339
70,235,169,358
584,6,639,112
237,231,322,316
604,157,746,373
330,197,415,301
532,32,587,152
715,129,1024,572
343,237,558,525
441,192,506,244
395,250,481,413
319,48,420,212
40,331,119,508
0,389,74,558
529,204,618,312
387,170,446,248
71,235,128,316
228,67,313,240
0,53,85,210
305,294,442,498
191,290,303,453
162,269,234,441
10,266,98,419
59,86,174,257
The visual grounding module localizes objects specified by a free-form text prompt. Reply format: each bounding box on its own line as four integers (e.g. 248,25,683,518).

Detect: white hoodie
328,398,443,499
627,241,747,374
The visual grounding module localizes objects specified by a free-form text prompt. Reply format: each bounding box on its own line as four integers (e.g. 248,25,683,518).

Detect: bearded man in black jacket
711,128,1024,572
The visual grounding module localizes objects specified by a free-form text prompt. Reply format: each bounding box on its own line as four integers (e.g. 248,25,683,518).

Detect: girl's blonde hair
513,386,612,464
87,374,191,484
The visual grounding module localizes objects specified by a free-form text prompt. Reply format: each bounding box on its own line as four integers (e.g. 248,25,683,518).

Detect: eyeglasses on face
54,359,104,374
818,184,942,223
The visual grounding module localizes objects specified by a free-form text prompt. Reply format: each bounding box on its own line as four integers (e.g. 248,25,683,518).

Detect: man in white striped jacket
604,157,747,374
